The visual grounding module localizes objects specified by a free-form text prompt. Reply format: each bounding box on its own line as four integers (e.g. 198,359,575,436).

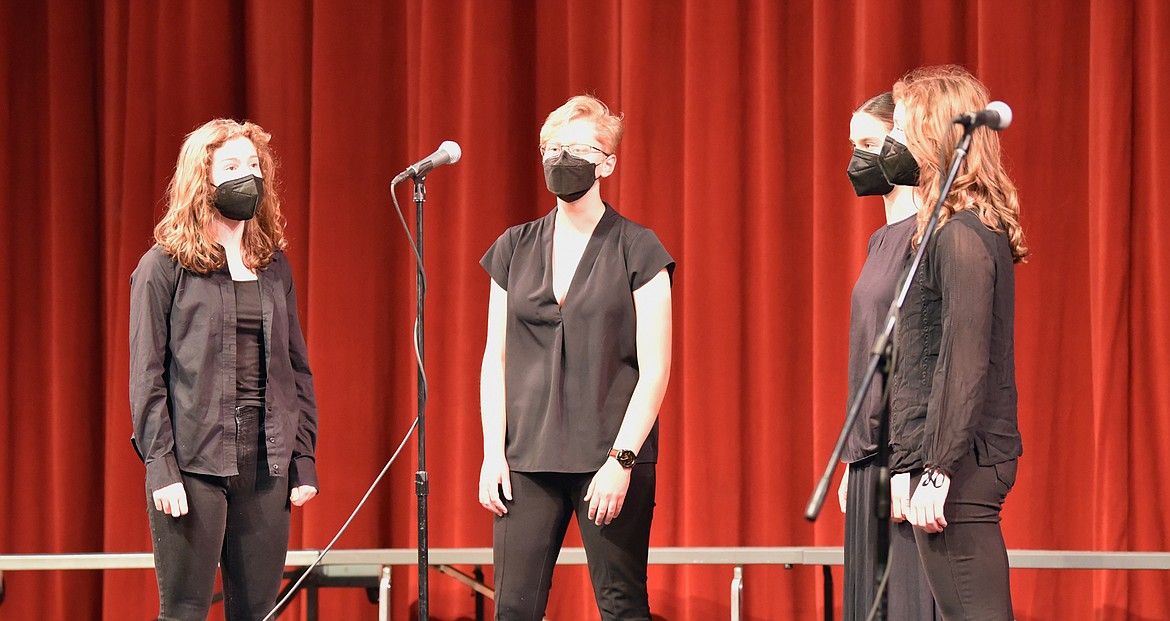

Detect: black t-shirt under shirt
234,279,267,408
481,204,675,473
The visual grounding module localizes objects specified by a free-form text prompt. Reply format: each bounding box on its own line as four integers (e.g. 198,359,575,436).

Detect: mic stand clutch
805,125,977,621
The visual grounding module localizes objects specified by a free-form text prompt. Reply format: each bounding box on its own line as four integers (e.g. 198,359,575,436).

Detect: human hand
891,472,911,522
584,459,632,526
838,468,849,513
152,481,188,518
909,470,950,533
290,485,318,507
478,456,512,516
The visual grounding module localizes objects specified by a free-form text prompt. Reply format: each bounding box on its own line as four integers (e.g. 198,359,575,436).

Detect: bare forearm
613,367,669,453
479,359,506,458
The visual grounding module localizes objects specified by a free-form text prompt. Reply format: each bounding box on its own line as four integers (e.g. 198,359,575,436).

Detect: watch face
615,450,636,468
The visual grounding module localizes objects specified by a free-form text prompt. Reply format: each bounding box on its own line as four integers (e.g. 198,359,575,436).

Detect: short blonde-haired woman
478,95,673,620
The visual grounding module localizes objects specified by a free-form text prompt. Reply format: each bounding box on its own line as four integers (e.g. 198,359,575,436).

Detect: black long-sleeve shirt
129,246,319,493
889,209,1022,475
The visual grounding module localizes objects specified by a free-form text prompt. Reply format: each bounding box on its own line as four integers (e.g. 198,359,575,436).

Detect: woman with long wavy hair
130,119,320,620
880,65,1027,621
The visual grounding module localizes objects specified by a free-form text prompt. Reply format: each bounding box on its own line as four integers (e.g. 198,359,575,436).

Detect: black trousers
147,406,291,621
493,464,656,621
911,452,1017,621
844,456,939,621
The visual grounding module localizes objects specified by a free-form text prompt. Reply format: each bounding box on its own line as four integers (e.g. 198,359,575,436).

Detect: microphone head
987,101,1012,130
438,140,462,165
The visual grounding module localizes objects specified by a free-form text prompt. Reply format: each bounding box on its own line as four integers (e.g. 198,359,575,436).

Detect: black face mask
877,134,920,187
213,174,263,221
543,151,598,203
847,148,894,196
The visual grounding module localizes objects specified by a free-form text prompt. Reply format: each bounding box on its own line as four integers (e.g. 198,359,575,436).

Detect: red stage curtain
1,1,1167,619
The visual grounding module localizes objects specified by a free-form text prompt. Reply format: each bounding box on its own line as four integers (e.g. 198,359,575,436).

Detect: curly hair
894,65,1028,262
153,119,288,274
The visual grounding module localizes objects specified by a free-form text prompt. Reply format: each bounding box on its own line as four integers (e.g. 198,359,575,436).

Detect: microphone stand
412,176,430,620
805,125,977,620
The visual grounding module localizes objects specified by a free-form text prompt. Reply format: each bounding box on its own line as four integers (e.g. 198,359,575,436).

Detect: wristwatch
608,448,637,469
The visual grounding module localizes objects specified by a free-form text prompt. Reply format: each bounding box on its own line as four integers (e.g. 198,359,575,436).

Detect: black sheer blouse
889,209,1022,475
481,204,674,473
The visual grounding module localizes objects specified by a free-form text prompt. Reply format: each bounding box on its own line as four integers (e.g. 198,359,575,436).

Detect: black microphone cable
260,178,429,621
261,416,418,621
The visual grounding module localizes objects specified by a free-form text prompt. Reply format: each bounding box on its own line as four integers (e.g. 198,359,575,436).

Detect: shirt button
268,437,276,444
273,465,280,473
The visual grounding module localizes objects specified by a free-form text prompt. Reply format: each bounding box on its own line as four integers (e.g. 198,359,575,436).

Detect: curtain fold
2,1,1167,619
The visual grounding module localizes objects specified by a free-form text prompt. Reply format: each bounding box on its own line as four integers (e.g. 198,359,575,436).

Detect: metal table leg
474,565,485,621
379,566,391,621
822,564,833,621
730,565,744,621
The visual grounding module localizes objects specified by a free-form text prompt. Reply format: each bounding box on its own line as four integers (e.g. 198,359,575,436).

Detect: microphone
952,101,1012,131
392,141,462,184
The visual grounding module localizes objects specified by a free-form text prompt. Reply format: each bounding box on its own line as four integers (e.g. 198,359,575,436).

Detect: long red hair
154,119,287,274
895,66,1028,262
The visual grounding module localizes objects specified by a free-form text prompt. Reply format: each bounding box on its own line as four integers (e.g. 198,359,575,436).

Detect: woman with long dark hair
840,91,939,621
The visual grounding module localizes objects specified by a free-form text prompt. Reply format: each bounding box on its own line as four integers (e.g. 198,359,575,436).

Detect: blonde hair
153,119,287,274
894,66,1028,262
539,94,625,154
